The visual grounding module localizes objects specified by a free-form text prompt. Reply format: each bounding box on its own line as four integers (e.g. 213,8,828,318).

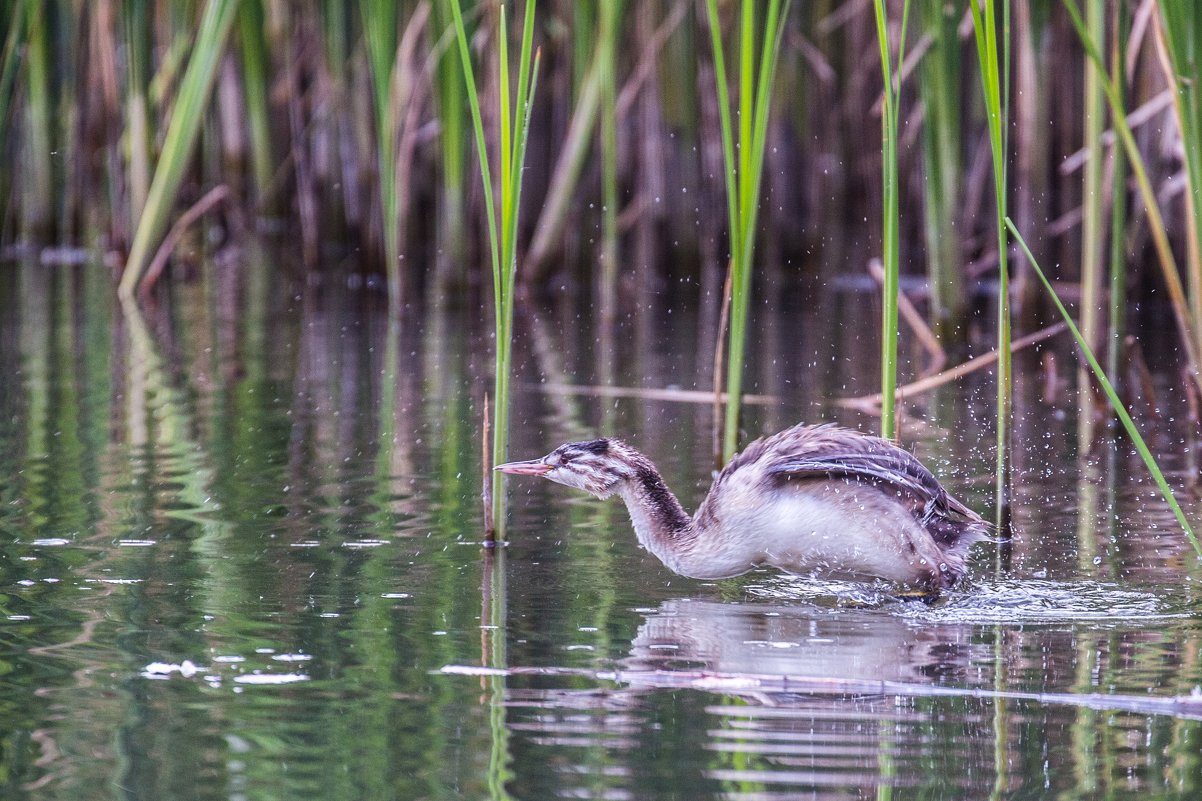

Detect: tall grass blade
0,1,28,232
22,0,53,239
1077,0,1105,450
917,0,964,347
0,1,25,133
317,1,350,95
313,0,355,241
705,0,791,462
121,0,241,299
237,0,273,199
524,0,634,278
571,3,596,94
122,0,152,233
1156,2,1202,343
451,0,501,296
1079,0,1105,359
360,0,402,310
1007,218,1200,555
0,1,27,173
431,0,468,264
872,0,911,440
450,0,540,533
1107,4,1129,385
598,0,622,324
969,0,1012,530
1063,0,1202,394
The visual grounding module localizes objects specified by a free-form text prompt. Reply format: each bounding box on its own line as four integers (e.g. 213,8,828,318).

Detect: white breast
682,481,947,585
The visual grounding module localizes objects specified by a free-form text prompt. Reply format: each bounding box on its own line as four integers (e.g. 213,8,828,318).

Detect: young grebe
497,424,987,592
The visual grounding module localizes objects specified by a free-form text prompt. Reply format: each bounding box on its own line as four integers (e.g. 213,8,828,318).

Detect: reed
0,1,28,231
917,0,964,348
121,0,240,299
1007,219,1201,555
57,8,81,234
523,6,609,278
8,0,1202,369
1075,0,1105,452
571,3,596,94
237,0,273,200
0,2,24,133
598,0,622,323
704,0,791,462
121,0,152,233
431,0,468,262
22,0,53,239
1063,0,1202,395
360,0,402,309
450,0,540,534
1078,0,1105,362
871,0,911,440
1106,5,1129,384
1156,0,1202,352
313,0,352,236
969,0,1011,528
317,2,350,94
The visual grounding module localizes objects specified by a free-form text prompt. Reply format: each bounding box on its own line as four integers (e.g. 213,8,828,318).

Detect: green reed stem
0,1,28,163
360,0,401,310
23,0,53,238
237,0,273,198
122,0,151,231
1008,219,1200,553
917,0,964,347
318,0,349,76
523,53,600,274
451,0,540,534
872,0,911,440
315,0,350,223
1064,0,1202,393
1076,0,1105,452
1079,0,1104,357
1156,0,1202,355
0,1,25,229
705,0,791,462
431,0,467,255
598,0,621,323
572,3,596,95
970,0,1011,530
1107,4,1129,385
121,0,240,299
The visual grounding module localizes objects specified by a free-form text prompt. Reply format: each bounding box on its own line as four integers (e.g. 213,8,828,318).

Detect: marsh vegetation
3,1,1202,797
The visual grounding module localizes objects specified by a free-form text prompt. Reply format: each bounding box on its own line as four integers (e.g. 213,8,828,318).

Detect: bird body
497,424,988,592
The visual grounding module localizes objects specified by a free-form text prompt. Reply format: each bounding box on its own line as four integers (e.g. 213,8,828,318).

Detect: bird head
495,438,638,499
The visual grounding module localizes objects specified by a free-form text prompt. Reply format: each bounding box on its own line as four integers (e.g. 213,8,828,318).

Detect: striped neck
616,464,696,570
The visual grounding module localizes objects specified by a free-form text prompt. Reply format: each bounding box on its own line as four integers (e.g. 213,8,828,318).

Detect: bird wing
765,448,983,527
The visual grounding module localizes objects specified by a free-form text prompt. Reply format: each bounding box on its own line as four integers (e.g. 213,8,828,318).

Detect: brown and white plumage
497,424,988,592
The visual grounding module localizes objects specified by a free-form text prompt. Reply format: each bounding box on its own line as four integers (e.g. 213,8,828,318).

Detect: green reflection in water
1,257,1202,800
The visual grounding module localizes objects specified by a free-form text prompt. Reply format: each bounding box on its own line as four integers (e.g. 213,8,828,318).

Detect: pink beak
494,458,554,476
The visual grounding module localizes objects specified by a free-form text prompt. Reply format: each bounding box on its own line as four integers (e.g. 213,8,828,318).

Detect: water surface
1,255,1201,799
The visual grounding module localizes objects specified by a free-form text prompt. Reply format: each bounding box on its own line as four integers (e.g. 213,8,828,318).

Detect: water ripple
899,579,1196,624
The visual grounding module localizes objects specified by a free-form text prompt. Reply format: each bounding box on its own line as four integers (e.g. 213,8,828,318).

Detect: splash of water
898,578,1195,624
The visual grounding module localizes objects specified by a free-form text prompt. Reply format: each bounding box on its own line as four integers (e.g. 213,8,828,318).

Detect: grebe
497,424,987,592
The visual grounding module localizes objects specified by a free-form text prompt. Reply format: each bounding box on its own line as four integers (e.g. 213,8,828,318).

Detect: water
2,256,1202,799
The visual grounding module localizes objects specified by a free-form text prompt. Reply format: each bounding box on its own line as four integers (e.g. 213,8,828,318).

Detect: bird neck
615,463,697,571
